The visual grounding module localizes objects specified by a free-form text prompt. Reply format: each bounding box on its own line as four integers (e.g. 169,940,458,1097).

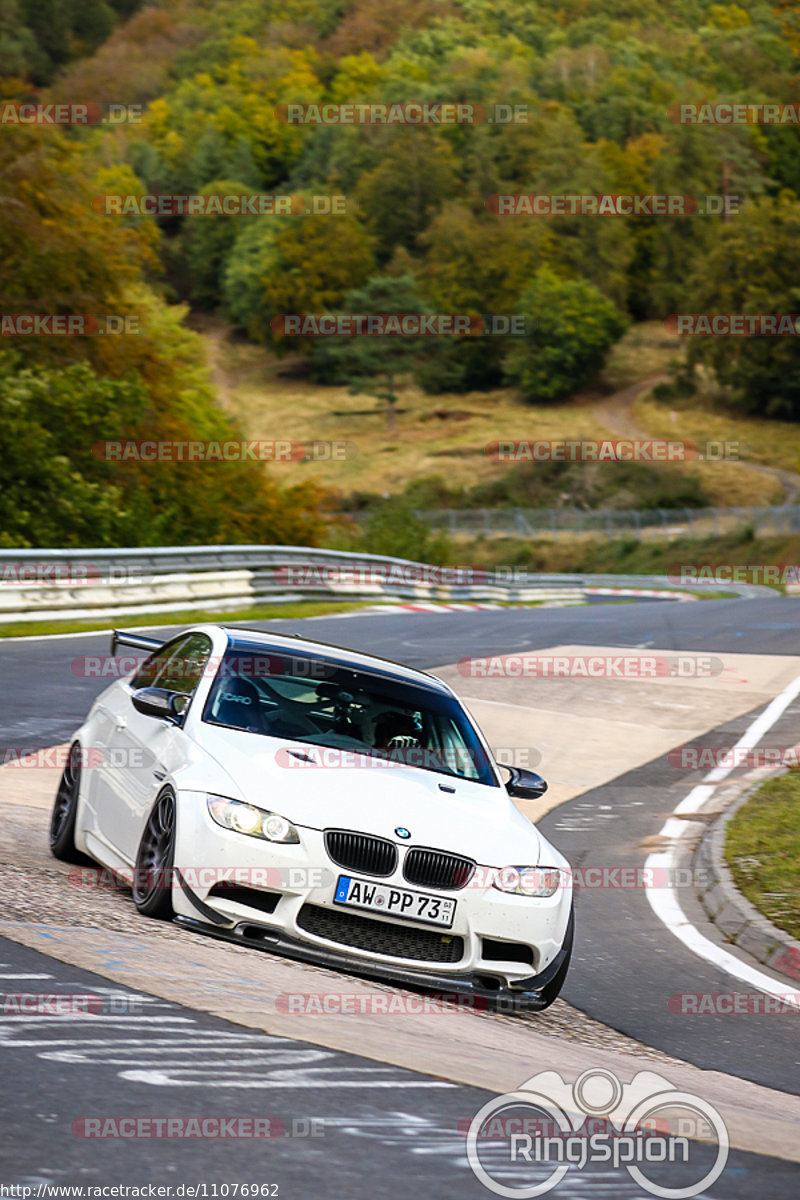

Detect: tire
534,905,574,1010
49,744,85,863
132,789,176,919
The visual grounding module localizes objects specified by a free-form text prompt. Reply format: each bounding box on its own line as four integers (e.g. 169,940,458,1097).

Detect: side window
434,716,482,781
131,635,213,711
158,634,214,705
131,642,180,690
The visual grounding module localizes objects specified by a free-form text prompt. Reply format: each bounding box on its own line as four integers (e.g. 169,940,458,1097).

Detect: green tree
504,269,628,402
17,0,69,79
354,129,459,259
222,221,280,338
0,356,145,546
0,0,37,77
68,0,115,57
135,43,323,192
416,201,554,391
359,496,451,563
685,196,800,420
184,178,257,310
0,338,328,548
0,127,156,376
309,273,434,431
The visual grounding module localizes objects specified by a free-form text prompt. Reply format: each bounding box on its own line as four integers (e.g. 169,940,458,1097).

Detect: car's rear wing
110,629,163,656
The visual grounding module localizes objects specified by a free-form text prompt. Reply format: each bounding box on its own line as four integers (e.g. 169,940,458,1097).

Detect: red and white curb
329,600,586,617
586,587,697,602
326,590,697,616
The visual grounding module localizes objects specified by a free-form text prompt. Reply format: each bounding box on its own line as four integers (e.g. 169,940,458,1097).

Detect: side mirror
132,687,184,724
503,766,548,800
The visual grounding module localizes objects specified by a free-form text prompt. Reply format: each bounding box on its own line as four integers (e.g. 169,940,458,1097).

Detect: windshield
202,644,499,787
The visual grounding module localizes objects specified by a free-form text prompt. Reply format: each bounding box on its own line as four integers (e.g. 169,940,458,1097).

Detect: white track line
645,670,800,1007
0,972,52,979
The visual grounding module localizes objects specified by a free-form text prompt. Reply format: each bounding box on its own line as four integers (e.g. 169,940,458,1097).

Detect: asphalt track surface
3,936,797,1198
5,595,800,747
3,596,800,1194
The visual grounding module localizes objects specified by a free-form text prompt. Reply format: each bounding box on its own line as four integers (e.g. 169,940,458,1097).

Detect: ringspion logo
466,1068,728,1197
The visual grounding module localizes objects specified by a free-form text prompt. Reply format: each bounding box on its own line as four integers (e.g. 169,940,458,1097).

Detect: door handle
114,719,127,732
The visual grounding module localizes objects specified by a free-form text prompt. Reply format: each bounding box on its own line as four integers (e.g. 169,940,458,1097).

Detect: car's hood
186,726,544,867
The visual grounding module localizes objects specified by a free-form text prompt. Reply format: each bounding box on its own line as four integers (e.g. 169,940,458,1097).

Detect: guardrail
0,545,777,625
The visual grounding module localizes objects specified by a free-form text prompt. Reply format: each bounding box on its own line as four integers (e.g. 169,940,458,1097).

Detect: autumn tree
223,206,375,344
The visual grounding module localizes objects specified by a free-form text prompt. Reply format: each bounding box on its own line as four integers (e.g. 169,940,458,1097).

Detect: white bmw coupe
50,624,573,1009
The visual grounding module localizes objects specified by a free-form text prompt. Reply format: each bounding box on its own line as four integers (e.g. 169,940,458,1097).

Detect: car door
94,633,213,860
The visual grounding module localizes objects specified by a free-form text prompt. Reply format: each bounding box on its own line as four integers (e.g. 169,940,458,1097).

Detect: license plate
334,875,456,928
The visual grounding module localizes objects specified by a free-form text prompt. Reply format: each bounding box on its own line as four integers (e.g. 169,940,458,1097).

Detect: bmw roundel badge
395,826,411,839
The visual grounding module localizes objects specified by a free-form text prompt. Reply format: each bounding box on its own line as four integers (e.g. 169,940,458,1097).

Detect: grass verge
725,771,800,941
0,600,377,639
636,389,800,477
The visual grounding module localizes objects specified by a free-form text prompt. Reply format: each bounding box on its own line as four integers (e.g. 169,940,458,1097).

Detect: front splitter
173,906,573,1013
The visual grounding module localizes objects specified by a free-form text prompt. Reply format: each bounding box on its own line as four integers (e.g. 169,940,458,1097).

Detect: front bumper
173,904,574,1011
172,795,572,1002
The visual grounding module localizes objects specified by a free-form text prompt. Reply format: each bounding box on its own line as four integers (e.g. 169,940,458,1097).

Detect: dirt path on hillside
202,323,234,412
592,374,670,439
592,375,800,504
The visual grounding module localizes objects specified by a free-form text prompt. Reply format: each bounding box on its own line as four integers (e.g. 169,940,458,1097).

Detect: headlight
207,795,299,844
492,866,564,897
